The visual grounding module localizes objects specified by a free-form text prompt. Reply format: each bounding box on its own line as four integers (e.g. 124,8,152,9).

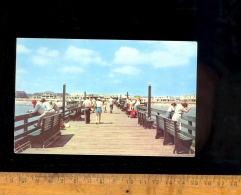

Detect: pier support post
84,91,86,99
148,84,151,118
63,83,66,120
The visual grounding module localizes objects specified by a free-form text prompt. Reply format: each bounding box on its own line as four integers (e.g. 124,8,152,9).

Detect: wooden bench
163,118,193,154
137,111,154,129
155,115,165,139
137,111,145,126
28,113,62,148
143,112,154,129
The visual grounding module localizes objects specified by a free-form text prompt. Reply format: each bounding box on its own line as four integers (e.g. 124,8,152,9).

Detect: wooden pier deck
22,106,194,157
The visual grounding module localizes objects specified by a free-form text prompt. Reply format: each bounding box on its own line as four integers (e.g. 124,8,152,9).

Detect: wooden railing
138,105,196,147
14,104,82,152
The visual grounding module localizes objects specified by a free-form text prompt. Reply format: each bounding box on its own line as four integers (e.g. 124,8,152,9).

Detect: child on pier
165,102,177,119
102,99,107,113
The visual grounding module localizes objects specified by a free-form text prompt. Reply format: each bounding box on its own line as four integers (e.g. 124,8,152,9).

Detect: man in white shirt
82,96,92,124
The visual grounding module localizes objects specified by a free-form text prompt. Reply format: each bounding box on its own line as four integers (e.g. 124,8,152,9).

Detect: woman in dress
172,102,191,131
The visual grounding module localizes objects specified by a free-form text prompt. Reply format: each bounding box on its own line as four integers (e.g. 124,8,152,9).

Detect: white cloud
113,41,197,68
112,66,141,75
108,73,115,78
150,51,189,67
114,47,142,65
65,46,108,66
113,80,122,83
58,66,83,73
37,47,59,57
31,47,60,66
161,41,197,57
17,45,30,53
32,56,49,66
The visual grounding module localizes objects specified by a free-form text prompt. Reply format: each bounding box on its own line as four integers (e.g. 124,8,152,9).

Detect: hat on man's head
97,97,101,100
40,98,46,102
31,100,36,104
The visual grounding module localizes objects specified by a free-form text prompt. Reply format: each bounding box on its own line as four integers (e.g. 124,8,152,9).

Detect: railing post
148,84,151,118
188,121,192,135
63,83,66,121
24,117,28,132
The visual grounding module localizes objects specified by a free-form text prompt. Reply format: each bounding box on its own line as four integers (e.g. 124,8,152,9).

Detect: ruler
0,172,241,195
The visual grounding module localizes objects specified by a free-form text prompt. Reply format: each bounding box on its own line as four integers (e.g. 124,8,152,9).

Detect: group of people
81,96,115,124
121,98,141,113
27,98,59,128
165,102,191,131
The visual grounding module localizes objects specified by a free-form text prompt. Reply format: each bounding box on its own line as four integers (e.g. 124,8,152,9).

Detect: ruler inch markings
1,173,241,194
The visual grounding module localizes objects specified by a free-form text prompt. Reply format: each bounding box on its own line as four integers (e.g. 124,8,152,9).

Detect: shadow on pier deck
22,106,194,157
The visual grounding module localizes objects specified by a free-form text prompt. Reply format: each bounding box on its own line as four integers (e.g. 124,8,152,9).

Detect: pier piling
148,85,151,118
63,83,66,120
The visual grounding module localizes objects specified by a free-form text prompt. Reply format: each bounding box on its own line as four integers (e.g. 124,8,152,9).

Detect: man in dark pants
82,96,92,124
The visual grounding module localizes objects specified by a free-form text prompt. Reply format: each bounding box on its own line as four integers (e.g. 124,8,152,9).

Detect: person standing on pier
134,98,141,111
172,102,191,131
165,102,177,119
95,97,103,124
109,96,114,113
82,96,92,124
91,97,96,113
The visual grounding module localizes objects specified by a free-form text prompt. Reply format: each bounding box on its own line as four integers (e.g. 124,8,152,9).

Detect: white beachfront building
152,95,195,102
153,96,176,102
67,92,85,100
180,94,196,102
41,91,56,99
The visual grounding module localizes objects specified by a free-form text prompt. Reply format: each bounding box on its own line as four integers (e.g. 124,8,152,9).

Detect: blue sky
16,38,197,96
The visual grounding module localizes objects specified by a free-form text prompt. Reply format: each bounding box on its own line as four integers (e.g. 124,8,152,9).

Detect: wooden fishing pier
17,104,194,157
